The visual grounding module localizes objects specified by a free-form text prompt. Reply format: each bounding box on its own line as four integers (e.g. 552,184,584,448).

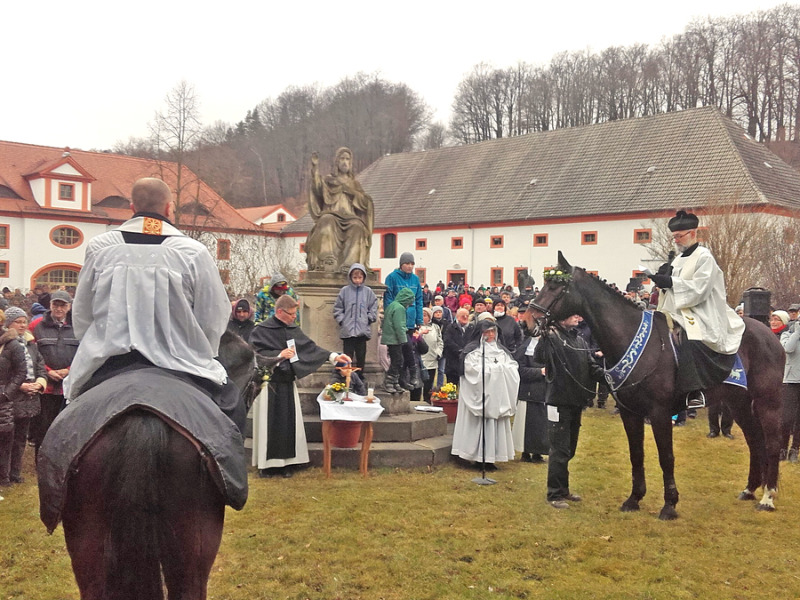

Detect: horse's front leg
649,407,679,520
618,406,647,512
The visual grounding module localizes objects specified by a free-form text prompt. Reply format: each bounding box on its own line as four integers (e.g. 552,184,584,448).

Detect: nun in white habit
451,320,519,466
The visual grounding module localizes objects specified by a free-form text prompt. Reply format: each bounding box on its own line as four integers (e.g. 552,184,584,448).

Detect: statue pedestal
295,271,410,415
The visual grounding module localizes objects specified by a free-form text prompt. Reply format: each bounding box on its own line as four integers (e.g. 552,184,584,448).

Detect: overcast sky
2,0,790,151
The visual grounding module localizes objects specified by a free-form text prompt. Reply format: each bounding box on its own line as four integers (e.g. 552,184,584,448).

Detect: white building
0,141,271,296
283,107,800,290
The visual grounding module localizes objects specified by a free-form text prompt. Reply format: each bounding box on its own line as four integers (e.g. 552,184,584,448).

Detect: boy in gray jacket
333,263,378,370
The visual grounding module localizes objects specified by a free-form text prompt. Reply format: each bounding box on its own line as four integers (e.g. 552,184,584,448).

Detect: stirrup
686,391,706,409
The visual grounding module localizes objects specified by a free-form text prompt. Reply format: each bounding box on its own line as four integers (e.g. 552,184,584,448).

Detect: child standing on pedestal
333,263,378,371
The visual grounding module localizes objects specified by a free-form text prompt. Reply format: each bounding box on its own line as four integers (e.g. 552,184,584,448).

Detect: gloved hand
656,262,673,276
650,273,673,289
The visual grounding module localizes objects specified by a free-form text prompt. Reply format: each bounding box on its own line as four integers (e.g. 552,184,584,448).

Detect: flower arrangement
432,382,458,401
543,267,572,284
324,381,348,403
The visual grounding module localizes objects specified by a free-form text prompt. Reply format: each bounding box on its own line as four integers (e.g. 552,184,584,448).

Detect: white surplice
64,216,230,400
451,340,519,463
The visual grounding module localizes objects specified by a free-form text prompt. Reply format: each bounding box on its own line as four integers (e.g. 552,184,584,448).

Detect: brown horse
526,253,784,519
41,331,255,599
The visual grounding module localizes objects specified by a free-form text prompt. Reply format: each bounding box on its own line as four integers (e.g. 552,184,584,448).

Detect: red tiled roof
0,140,260,233
238,204,296,222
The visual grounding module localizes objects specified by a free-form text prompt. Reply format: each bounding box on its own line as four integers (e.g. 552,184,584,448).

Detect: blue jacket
333,263,378,339
384,268,423,329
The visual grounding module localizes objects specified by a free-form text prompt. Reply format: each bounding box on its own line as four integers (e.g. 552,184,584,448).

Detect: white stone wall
0,217,113,290
286,216,667,290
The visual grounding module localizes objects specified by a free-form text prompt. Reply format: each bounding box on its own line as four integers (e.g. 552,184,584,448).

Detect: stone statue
305,147,374,272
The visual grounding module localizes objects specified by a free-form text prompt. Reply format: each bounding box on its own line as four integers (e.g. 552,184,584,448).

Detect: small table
317,392,384,478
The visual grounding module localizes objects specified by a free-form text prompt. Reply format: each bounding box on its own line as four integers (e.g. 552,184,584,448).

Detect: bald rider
64,177,245,431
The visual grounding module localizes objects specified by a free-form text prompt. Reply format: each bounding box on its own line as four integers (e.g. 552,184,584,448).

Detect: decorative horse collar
604,310,653,392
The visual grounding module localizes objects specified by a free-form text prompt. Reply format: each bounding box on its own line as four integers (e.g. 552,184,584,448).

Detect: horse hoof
658,507,679,520
756,503,776,512
738,491,757,501
620,502,640,513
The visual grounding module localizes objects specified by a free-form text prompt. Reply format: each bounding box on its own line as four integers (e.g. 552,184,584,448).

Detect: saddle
37,367,248,533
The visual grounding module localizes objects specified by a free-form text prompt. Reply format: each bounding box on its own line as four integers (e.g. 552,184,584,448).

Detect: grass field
3,407,800,599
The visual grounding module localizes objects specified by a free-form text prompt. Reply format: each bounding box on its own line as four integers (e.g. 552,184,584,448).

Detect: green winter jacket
381,288,415,345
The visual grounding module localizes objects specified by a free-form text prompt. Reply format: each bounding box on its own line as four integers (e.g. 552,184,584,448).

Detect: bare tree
645,197,776,306
149,81,206,226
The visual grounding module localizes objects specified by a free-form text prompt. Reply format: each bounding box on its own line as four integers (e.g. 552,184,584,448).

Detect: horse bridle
529,283,570,328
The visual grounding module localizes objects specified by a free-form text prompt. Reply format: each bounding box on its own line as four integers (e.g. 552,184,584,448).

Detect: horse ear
557,251,573,273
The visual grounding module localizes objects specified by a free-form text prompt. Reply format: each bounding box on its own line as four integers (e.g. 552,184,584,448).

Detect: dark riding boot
686,390,706,410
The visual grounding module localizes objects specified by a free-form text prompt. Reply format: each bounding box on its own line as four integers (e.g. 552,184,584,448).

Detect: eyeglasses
671,231,692,240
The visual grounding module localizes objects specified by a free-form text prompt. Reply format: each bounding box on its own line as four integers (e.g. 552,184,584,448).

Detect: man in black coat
249,295,350,477
443,308,474,386
534,314,604,509
30,290,79,458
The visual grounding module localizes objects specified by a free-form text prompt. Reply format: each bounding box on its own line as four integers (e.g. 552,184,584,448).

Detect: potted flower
431,382,459,423
323,382,348,403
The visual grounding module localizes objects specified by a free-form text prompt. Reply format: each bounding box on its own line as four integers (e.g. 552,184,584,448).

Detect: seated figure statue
305,147,374,272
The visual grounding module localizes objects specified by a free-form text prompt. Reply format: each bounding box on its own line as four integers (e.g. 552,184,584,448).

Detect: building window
415,268,426,284
277,213,286,222
33,265,80,292
416,238,427,251
372,268,381,281
219,269,230,284
50,225,83,249
451,237,463,249
217,239,231,260
533,233,548,247
299,243,306,253
0,225,8,249
586,270,599,277
632,270,651,284
634,228,652,244
382,233,397,259
514,267,529,288
581,231,598,245
697,227,709,243
447,270,467,287
59,183,75,200
490,235,504,248
491,267,503,286
0,261,7,277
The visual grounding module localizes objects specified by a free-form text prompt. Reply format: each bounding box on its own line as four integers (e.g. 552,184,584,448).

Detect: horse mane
575,267,645,311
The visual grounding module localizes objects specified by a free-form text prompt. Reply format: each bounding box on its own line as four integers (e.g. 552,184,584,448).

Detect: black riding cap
667,210,699,232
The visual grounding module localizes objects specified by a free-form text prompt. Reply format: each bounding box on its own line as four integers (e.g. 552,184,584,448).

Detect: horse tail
101,410,169,600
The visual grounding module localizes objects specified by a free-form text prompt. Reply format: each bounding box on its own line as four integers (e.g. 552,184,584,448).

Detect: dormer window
59,183,74,201
277,213,286,222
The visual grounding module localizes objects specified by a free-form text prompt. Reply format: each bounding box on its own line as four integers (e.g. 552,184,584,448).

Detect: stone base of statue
295,270,411,416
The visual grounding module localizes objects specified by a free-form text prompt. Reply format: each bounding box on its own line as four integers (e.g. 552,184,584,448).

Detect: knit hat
476,312,496,323
422,307,433,318
30,303,47,316
399,252,415,266
4,306,26,324
431,305,443,315
773,310,790,326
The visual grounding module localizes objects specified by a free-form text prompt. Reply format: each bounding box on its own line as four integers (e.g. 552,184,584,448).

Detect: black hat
668,210,699,232
234,299,250,312
478,319,498,333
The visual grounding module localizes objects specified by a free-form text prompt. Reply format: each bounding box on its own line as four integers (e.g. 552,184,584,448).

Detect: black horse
524,253,784,519
39,331,255,600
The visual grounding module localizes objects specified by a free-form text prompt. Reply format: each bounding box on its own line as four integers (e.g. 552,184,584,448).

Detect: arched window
31,263,81,294
50,225,84,248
